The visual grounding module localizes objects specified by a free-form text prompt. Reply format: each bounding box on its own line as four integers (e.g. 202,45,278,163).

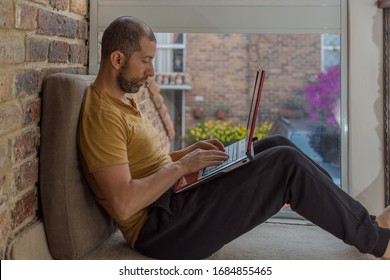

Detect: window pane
323,34,340,46
155,33,186,74
322,34,341,71
156,33,341,186
324,48,340,70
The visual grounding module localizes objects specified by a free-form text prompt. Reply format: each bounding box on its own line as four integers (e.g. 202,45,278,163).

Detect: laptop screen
246,67,265,153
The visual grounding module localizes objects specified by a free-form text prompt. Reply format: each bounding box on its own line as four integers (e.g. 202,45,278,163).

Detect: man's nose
146,64,155,77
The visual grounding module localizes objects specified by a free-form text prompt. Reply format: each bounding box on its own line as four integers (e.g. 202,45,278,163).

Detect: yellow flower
185,119,273,146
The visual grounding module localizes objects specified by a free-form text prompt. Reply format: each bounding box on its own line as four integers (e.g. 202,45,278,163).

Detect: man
78,16,390,259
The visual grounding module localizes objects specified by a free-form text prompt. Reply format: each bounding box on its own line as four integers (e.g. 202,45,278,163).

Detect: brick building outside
184,33,322,128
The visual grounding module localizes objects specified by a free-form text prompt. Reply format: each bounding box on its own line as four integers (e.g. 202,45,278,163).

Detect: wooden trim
378,0,390,9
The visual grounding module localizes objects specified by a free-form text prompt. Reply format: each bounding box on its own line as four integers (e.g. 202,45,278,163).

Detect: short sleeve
79,111,129,173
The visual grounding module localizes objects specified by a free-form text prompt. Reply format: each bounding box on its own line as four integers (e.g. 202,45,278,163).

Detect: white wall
349,0,384,214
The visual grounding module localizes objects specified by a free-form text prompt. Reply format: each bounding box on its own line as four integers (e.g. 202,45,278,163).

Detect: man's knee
259,145,302,162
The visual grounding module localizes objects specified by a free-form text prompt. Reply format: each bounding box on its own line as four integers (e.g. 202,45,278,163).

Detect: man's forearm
169,146,193,161
119,162,185,219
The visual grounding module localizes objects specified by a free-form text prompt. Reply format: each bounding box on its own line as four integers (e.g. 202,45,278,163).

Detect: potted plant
214,103,230,120
192,106,204,119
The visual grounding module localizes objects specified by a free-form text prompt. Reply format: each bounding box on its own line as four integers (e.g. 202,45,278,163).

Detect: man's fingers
198,149,229,163
195,139,225,152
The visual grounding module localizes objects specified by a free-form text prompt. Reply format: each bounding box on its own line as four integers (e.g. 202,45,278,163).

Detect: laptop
173,67,266,193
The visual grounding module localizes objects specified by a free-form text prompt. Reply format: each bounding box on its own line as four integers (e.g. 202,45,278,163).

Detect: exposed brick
70,0,87,15
153,94,164,109
77,19,88,40
11,188,37,230
12,129,40,163
0,102,22,135
15,69,42,97
0,33,25,64
15,3,38,31
24,98,41,126
41,66,86,79
0,141,8,171
158,104,168,117
0,209,11,251
76,66,87,75
184,33,321,127
0,73,11,101
37,9,57,36
0,173,12,206
166,121,175,140
148,79,160,96
31,0,50,4
49,40,69,63
26,37,49,62
13,158,39,192
69,44,86,64
57,15,77,38
0,0,91,258
0,0,14,29
50,0,69,11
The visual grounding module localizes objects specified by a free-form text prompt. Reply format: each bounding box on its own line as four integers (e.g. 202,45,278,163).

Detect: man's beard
117,69,144,93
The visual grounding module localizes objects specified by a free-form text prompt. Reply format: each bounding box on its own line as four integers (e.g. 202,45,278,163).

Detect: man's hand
192,138,225,152
92,145,227,220
176,145,229,175
169,138,225,162
92,138,227,220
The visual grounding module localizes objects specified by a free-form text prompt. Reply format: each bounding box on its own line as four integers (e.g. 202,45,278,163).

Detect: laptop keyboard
201,139,247,177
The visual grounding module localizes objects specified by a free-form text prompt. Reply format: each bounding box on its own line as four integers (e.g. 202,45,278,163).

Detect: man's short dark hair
101,16,156,60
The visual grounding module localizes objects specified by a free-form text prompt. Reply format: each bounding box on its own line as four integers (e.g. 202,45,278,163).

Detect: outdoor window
89,0,349,216
154,33,185,74
154,32,342,187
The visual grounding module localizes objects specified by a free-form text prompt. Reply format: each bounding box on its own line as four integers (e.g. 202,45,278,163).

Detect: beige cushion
40,73,116,259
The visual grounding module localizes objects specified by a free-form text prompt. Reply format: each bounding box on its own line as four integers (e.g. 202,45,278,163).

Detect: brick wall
0,0,88,259
133,78,175,153
0,1,175,259
247,34,321,120
185,33,321,126
185,33,251,125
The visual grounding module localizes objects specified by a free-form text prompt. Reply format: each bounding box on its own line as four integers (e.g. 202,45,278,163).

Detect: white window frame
155,32,186,75
89,0,349,193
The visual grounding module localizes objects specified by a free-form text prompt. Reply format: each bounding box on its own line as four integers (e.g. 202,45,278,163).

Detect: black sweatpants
135,135,390,259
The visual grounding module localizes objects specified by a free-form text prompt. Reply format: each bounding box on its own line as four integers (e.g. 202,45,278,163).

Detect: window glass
154,33,186,74
155,32,341,186
322,34,341,71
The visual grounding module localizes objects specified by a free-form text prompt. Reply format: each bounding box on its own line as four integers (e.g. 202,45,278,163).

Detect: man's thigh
135,148,289,259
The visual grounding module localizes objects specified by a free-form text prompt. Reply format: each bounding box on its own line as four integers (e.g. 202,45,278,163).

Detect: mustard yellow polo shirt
78,84,172,247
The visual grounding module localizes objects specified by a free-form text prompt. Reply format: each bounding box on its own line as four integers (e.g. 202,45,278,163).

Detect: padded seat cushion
40,73,116,259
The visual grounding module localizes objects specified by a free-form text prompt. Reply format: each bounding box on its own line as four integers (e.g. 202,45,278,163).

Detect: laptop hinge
246,137,257,161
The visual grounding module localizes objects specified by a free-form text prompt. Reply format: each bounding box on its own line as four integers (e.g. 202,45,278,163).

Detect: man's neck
93,74,130,106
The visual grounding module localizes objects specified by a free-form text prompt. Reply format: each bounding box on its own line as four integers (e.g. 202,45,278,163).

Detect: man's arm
93,146,228,220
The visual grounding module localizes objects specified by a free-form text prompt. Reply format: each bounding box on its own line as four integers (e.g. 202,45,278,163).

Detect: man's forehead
139,37,156,54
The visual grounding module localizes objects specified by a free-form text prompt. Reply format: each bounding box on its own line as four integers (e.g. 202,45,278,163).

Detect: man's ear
110,51,125,70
